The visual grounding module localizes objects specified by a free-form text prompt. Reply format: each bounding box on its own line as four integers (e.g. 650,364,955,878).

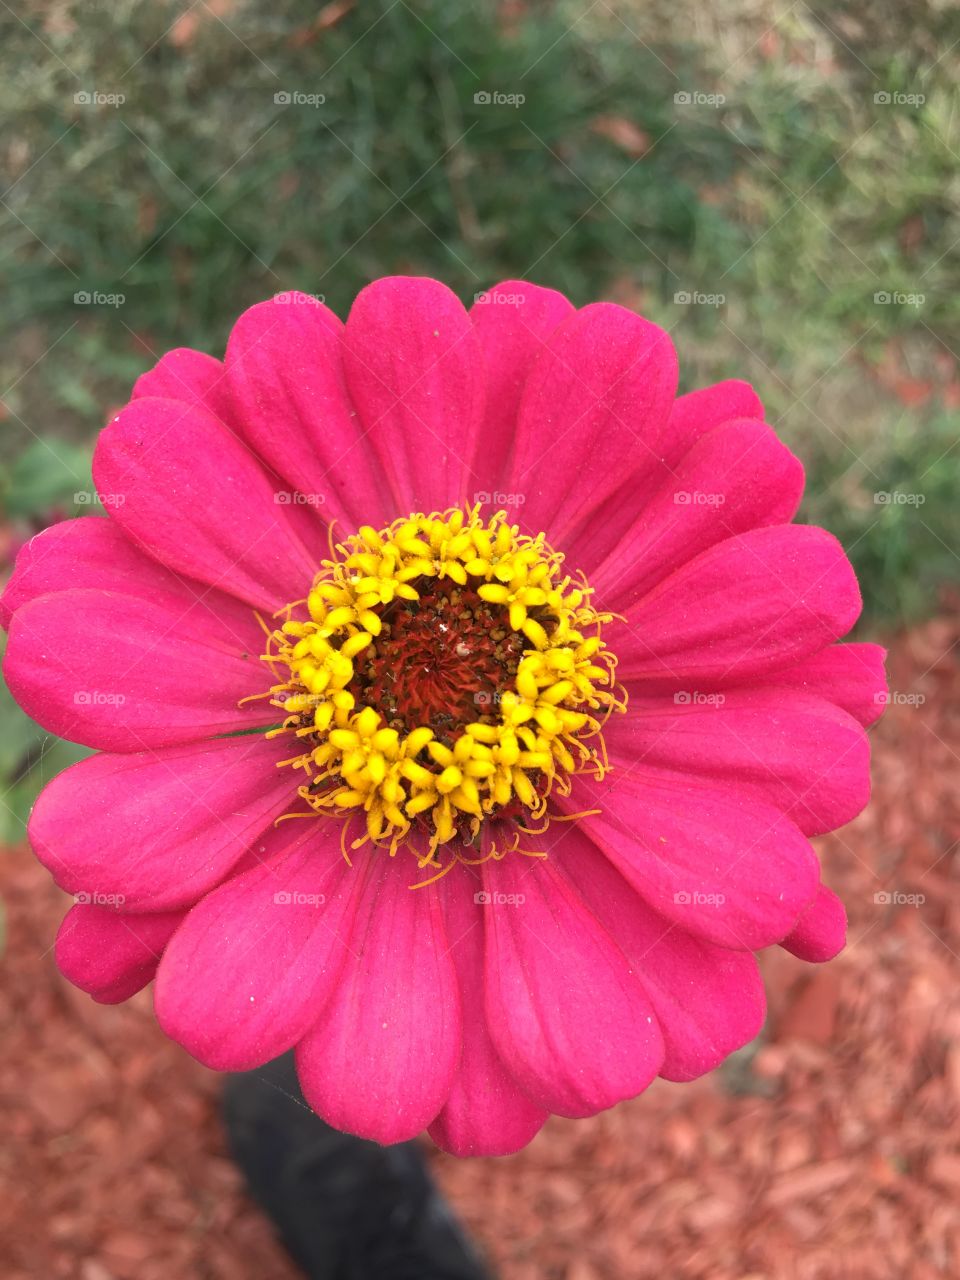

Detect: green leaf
4,438,95,519
0,736,94,845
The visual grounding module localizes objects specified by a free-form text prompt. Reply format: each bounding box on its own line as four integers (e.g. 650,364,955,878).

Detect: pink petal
562,765,819,950
93,396,316,611
469,280,574,498
225,293,394,529
480,855,663,1118
614,525,861,685
132,347,233,422
28,735,297,910
591,420,804,607
56,904,185,1003
780,885,847,962
4,588,273,750
662,378,765,466
0,516,262,646
557,828,766,1081
508,303,677,544
296,855,461,1144
566,377,766,574
428,870,547,1157
753,642,888,727
155,822,357,1071
134,340,334,566
341,277,484,516
605,687,871,837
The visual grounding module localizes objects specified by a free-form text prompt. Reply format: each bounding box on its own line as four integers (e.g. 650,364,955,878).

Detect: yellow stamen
257,506,625,865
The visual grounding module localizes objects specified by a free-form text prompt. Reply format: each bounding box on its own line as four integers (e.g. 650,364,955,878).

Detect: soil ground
1,606,957,1280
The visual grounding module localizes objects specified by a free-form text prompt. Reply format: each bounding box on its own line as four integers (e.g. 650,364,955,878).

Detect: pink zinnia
2,278,885,1156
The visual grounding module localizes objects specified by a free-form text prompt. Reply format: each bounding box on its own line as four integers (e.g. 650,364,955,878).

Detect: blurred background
1,2,958,1277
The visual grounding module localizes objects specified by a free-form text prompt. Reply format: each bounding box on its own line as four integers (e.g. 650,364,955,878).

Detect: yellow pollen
259,506,625,867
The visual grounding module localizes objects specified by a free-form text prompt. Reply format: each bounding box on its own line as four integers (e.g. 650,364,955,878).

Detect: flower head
2,277,885,1156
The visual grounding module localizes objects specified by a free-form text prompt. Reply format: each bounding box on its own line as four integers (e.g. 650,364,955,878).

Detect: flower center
260,508,623,869
350,578,527,736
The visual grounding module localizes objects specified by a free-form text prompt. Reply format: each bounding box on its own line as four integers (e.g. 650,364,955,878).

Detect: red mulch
1,607,958,1279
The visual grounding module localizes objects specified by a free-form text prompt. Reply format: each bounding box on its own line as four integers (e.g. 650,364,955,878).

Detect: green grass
1,2,737,351
2,0,957,619
799,407,959,624
0,0,957,831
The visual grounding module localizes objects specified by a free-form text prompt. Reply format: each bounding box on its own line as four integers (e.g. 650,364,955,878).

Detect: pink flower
2,278,885,1157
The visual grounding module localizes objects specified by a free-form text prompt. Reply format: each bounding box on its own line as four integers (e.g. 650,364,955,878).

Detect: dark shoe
223,1053,491,1280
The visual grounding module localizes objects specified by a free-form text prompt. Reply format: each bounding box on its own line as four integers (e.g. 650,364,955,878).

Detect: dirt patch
1,608,958,1279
